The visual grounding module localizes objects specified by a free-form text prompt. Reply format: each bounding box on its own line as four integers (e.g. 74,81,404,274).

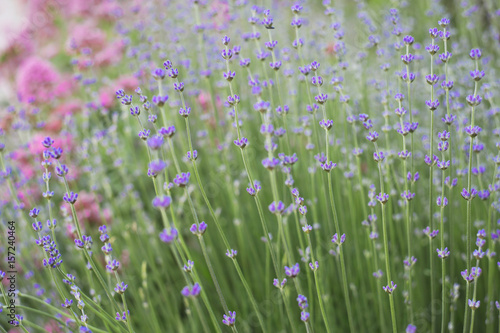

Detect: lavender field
0,0,499,332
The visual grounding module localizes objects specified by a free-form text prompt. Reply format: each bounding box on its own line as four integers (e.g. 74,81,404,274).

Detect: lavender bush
0,0,499,332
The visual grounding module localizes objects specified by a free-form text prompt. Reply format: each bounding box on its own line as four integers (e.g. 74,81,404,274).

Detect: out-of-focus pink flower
17,186,41,208
54,101,81,117
53,78,75,98
62,191,111,225
198,91,211,111
44,320,64,333
44,116,63,133
68,23,106,52
99,88,114,109
0,29,35,77
210,0,230,30
115,75,140,91
94,40,125,67
16,57,60,104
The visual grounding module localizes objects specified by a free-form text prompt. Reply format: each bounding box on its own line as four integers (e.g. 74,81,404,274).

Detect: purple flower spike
302,224,313,233
297,294,308,310
183,260,194,272
376,192,389,204
273,278,287,289
179,107,191,118
226,249,238,258
320,161,337,172
115,89,125,99
32,221,42,232
222,311,236,326
50,147,63,159
181,283,201,298
300,311,310,322
159,126,175,138
152,95,169,107
403,35,414,45
464,126,482,137
466,95,482,107
461,188,478,201
401,54,414,65
309,261,319,271
383,281,397,294
42,137,54,148
262,157,280,170
406,324,417,333
332,233,346,245
401,190,415,201
234,137,248,149
29,208,40,218
159,227,178,243
114,281,128,295
173,82,185,92
106,259,120,271
470,69,485,81
181,286,190,297
152,196,172,209
121,95,132,105
366,131,379,142
61,299,73,308
148,160,167,177
314,93,328,104
187,150,198,161
468,299,480,310
437,247,450,259
152,68,166,80
147,135,164,150
190,222,207,236
173,172,190,187
423,226,439,239
438,18,450,27
319,119,333,130
284,263,300,278
191,283,201,297
63,192,78,204
469,48,482,60
426,99,440,111
268,201,285,215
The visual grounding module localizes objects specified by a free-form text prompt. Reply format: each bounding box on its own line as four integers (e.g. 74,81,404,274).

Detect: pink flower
62,191,111,225
68,23,106,52
53,101,82,117
210,0,231,30
16,57,60,104
44,320,64,333
99,88,114,109
115,75,140,91
94,40,125,67
53,78,75,98
197,91,211,111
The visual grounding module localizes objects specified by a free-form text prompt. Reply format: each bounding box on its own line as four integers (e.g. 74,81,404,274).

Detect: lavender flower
222,311,236,326
173,172,190,187
383,281,397,294
159,228,178,243
63,192,78,204
284,263,300,278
